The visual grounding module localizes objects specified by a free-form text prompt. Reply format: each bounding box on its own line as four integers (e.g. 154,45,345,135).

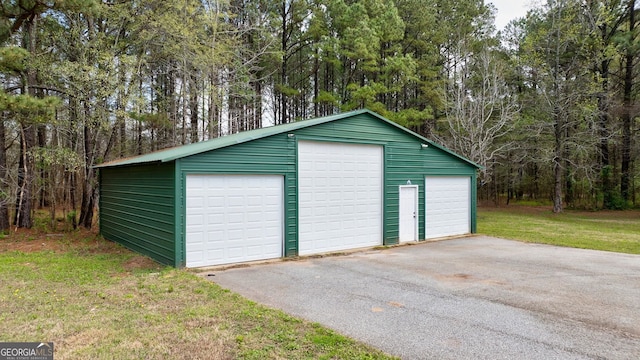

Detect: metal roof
96,109,481,169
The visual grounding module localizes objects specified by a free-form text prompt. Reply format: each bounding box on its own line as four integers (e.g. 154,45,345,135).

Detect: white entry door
425,176,470,239
298,141,383,255
185,174,283,267
399,185,418,242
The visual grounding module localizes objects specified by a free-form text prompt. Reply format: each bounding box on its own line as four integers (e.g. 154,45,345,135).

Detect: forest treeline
0,0,638,231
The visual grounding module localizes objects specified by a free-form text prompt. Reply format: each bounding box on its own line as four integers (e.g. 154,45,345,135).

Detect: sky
489,0,533,30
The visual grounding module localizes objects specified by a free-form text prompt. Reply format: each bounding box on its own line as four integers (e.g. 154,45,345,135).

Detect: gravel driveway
207,236,640,359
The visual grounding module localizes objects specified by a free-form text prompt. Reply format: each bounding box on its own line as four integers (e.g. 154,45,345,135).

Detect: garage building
97,110,480,267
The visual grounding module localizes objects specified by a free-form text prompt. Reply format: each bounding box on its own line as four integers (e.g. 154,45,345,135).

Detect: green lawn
478,206,640,254
0,233,396,360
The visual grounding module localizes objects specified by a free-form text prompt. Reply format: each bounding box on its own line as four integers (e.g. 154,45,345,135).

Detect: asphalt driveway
207,236,640,359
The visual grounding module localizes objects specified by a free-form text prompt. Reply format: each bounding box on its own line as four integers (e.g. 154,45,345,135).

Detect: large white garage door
185,175,283,267
298,141,383,255
425,176,470,239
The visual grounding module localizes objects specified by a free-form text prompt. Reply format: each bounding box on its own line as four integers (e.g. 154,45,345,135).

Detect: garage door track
208,236,640,359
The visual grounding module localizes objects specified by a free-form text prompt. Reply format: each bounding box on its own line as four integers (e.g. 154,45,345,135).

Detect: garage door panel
298,141,383,255
425,176,470,239
185,175,283,267
246,245,263,256
188,240,205,253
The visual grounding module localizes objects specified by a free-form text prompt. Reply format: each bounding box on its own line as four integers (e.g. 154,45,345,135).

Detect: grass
0,231,397,360
478,206,640,254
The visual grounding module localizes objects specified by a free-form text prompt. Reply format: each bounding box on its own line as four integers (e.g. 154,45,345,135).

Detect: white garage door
298,141,383,255
425,176,470,239
185,175,283,267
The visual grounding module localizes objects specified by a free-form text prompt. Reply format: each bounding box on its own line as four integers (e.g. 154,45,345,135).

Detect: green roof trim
96,109,481,169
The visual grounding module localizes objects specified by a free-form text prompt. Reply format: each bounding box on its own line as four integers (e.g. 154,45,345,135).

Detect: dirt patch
1,228,162,272
431,273,476,285
62,328,105,348
387,301,404,308
123,256,162,272
452,273,472,279
1,228,119,253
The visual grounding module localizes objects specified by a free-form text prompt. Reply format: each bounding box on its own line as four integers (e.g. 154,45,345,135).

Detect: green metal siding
99,163,176,266
174,159,185,267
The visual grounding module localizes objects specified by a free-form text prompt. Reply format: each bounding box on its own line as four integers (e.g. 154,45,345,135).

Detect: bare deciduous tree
442,47,519,183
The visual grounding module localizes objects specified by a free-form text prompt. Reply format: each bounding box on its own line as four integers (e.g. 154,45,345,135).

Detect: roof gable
96,109,480,169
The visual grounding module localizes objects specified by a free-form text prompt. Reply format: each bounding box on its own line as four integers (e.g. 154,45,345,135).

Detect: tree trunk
280,0,288,125
253,80,262,129
78,175,95,228
313,47,319,118
136,75,143,155
37,124,47,208
620,0,635,203
78,121,96,229
0,113,9,231
181,61,188,145
117,66,127,158
564,123,573,207
208,75,219,138
14,13,39,228
190,73,199,143
169,68,177,147
598,58,613,208
15,125,35,228
553,111,563,213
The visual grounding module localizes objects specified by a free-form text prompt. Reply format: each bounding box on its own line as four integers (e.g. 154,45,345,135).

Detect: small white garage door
425,176,470,239
185,174,283,267
298,141,383,255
